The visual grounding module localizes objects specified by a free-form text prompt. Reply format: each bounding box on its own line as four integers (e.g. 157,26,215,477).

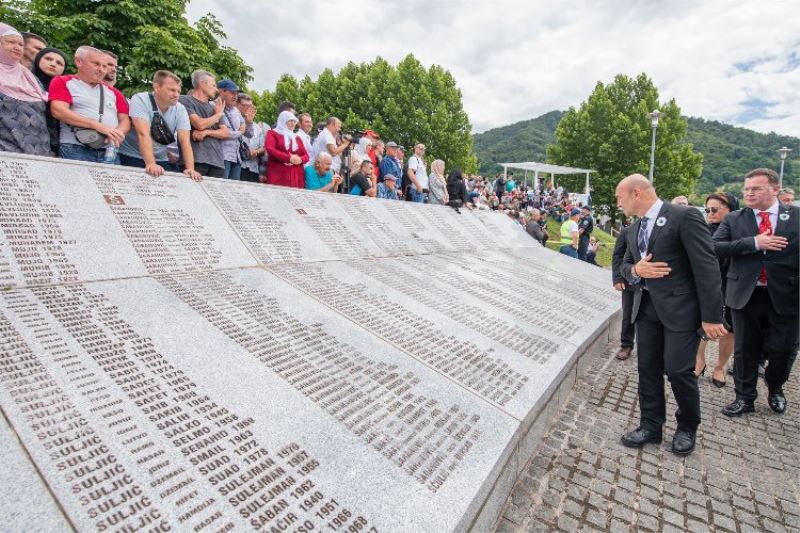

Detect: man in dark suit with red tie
713,168,799,416
617,175,725,456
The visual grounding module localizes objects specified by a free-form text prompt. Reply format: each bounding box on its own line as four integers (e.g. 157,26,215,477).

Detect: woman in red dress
264,111,308,188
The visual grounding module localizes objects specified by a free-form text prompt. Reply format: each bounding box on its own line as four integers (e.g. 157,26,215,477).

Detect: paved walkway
496,339,800,532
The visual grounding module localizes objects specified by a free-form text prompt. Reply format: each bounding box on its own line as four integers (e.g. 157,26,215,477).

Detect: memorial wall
0,152,619,532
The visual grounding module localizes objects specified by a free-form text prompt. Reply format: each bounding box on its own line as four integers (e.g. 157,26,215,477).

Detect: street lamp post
778,147,791,188
647,110,663,182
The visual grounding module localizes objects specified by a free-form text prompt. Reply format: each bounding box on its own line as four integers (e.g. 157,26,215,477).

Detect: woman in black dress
695,192,738,386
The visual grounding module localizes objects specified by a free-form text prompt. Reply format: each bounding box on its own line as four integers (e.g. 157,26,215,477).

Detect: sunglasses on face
704,207,727,214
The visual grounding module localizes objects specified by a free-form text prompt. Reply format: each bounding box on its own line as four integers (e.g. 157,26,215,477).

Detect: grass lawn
544,218,617,268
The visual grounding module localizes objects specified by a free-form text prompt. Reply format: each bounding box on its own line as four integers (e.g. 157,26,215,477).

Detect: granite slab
0,412,71,531
0,153,258,289
268,258,617,421
0,152,620,532
0,272,519,532
202,179,387,263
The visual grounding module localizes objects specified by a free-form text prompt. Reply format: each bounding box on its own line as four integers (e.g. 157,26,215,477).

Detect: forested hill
473,111,562,176
474,112,799,192
684,118,798,193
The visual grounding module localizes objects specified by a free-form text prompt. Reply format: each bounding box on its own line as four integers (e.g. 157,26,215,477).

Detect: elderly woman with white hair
0,23,51,155
264,110,309,188
427,159,449,205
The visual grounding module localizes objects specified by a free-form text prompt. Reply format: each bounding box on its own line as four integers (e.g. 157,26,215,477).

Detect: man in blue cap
216,79,249,180
559,208,582,258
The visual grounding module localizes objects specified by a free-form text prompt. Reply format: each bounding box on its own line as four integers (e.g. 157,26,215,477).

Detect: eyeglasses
704,207,727,214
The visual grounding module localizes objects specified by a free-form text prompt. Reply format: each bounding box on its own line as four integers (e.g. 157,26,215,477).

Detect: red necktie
758,211,772,284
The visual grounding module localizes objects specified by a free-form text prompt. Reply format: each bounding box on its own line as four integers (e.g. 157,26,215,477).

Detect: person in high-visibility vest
559,207,582,258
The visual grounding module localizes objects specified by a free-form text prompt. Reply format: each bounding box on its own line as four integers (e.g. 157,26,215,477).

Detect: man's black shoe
671,430,696,456
722,399,755,417
768,389,786,414
621,427,662,448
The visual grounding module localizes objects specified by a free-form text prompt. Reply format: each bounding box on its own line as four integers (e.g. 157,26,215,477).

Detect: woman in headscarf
264,110,309,188
0,23,50,155
427,159,449,205
31,47,67,155
31,47,67,92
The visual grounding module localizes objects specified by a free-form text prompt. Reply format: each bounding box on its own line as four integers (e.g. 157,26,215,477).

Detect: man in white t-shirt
118,70,201,181
296,113,315,168
406,143,428,203
311,116,350,173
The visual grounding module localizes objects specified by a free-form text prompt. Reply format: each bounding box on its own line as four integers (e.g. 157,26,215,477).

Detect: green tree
1,0,252,94
547,73,702,220
252,54,477,172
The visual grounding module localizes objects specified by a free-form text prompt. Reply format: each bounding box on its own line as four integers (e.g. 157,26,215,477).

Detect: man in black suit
617,175,725,456
612,225,635,360
713,168,799,416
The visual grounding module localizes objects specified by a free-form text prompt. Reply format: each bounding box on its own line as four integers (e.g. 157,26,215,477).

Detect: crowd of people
1,22,616,253
0,23,659,240
0,26,493,209
612,169,798,457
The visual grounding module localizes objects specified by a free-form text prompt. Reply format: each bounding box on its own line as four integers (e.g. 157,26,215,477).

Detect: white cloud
187,0,800,137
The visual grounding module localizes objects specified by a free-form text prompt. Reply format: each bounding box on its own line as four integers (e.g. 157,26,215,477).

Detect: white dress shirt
640,198,665,249
753,200,780,250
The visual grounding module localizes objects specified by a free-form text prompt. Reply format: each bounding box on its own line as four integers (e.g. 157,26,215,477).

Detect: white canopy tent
499,162,595,196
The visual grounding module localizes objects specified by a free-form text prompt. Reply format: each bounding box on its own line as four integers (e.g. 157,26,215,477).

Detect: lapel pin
779,213,790,221
656,217,667,227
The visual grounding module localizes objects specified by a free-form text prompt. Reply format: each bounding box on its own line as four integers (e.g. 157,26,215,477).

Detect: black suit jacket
622,202,723,331
612,225,632,289
712,204,799,315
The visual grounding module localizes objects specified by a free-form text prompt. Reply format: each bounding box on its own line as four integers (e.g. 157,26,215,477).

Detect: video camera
340,129,366,145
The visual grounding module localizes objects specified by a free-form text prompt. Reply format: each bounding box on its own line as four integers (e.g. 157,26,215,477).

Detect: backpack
402,158,413,200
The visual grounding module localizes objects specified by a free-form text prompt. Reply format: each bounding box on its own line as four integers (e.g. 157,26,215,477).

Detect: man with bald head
616,174,724,456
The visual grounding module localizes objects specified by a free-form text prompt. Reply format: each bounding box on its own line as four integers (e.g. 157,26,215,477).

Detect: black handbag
73,86,107,149
149,93,175,145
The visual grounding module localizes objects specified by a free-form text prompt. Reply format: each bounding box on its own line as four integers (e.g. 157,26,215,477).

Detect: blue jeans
59,143,119,165
407,187,427,203
119,154,179,172
223,160,241,180
559,244,578,258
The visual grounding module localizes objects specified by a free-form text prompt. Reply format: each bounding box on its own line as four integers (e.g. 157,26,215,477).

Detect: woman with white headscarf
0,23,50,155
427,159,449,205
264,110,309,188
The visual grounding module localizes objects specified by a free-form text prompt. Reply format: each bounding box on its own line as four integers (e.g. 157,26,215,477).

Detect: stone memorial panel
0,272,517,531
268,258,616,420
203,180,385,263
0,155,257,289
0,152,620,531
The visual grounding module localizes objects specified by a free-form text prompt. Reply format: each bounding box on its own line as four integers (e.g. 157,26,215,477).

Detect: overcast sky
187,0,799,137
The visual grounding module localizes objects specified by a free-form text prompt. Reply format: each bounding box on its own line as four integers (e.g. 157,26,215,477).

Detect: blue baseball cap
217,79,239,91
570,208,581,216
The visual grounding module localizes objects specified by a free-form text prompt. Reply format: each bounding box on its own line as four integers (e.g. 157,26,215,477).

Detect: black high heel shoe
694,365,706,378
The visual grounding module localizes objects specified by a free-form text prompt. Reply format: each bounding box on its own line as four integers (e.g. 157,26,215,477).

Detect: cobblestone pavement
495,339,800,532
